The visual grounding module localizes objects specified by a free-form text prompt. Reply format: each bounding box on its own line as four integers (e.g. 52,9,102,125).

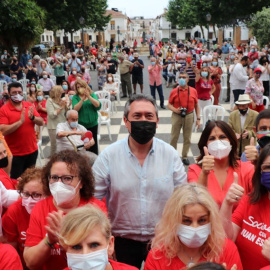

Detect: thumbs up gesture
201,146,215,175
262,237,270,261
225,172,244,205
244,137,258,163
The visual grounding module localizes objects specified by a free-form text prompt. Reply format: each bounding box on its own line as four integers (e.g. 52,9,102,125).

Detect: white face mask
178,223,211,248
207,140,232,160
49,181,80,206
30,87,36,92
67,247,109,270
108,77,112,82
11,94,24,103
72,71,77,75
22,196,44,214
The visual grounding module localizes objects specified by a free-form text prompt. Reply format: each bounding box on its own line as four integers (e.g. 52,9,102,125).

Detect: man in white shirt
230,56,250,103
37,72,55,95
93,94,186,269
201,49,213,66
56,110,94,152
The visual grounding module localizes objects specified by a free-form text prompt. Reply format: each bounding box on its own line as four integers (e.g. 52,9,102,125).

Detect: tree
249,7,270,47
35,0,110,39
0,0,45,54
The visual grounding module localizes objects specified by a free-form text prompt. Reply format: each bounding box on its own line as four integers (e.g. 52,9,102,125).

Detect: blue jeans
150,83,164,107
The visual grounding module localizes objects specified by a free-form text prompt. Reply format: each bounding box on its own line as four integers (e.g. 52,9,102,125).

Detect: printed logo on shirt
21,231,26,241
240,216,269,247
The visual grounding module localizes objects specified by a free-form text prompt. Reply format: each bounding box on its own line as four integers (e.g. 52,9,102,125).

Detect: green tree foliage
35,0,110,34
0,0,45,51
249,7,270,47
167,0,269,29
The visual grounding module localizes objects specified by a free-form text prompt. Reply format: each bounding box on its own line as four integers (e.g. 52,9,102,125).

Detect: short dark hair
255,109,270,130
124,94,158,119
189,262,225,270
249,144,270,204
197,120,239,168
8,82,23,93
241,56,249,62
42,150,95,200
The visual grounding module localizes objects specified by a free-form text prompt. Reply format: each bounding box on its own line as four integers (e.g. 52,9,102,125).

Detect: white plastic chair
0,81,7,94
50,75,56,85
210,95,214,105
95,90,110,100
220,74,228,102
97,112,102,153
113,78,121,105
18,79,29,96
263,96,269,108
99,99,112,141
203,105,226,129
36,125,44,166
64,71,68,80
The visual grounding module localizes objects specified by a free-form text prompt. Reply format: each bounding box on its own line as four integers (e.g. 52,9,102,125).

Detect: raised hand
244,137,258,163
224,172,244,205
201,146,215,174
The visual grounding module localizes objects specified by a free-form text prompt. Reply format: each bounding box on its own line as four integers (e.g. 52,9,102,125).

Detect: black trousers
11,150,38,179
114,237,150,269
263,80,269,97
86,124,98,155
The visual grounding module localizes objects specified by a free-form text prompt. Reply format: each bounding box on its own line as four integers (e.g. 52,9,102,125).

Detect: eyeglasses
48,175,77,185
19,191,43,200
261,164,270,172
255,72,261,75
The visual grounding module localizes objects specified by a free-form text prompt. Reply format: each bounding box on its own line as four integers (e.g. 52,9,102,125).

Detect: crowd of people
0,37,270,270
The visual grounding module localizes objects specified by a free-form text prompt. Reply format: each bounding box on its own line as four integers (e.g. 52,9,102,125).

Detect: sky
107,0,170,19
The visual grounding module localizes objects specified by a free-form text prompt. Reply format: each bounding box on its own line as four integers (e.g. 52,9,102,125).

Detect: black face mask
81,69,85,72
258,135,270,148
0,156,8,168
239,109,248,115
128,120,156,144
72,56,75,59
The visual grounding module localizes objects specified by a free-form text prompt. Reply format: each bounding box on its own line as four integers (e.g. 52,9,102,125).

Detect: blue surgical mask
62,85,68,90
37,96,43,101
201,72,208,77
179,78,186,86
212,62,218,66
12,78,16,82
261,172,270,191
251,49,255,53
31,81,36,84
0,74,4,78
151,61,156,66
233,46,236,49
28,62,32,66
265,47,268,51
202,63,207,67
69,95,73,100
205,52,209,56
230,55,235,60
70,121,78,129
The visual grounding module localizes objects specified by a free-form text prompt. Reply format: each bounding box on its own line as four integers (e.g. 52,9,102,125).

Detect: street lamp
79,16,85,49
117,26,120,43
206,13,211,50
169,23,171,42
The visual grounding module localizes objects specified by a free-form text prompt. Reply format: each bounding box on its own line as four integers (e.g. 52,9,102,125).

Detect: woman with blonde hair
72,79,100,155
59,205,138,270
144,183,242,270
46,86,67,156
103,73,118,101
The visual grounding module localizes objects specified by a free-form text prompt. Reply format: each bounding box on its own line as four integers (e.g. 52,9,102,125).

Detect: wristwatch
30,115,35,121
197,118,200,120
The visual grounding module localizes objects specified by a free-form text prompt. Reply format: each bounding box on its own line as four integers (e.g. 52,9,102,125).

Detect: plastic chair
50,75,56,85
36,125,44,166
113,78,121,105
96,90,117,114
18,79,29,96
263,96,269,108
210,95,214,105
51,69,55,76
97,112,102,153
64,71,68,80
220,74,228,102
99,99,112,141
203,105,226,129
0,81,7,94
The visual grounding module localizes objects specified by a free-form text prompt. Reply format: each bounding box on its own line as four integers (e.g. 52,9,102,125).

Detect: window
41,35,44,42
50,36,52,41
171,25,176,29
111,21,115,30
46,35,49,41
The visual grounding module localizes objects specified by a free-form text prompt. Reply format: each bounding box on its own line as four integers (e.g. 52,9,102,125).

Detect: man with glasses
168,71,200,165
0,82,44,178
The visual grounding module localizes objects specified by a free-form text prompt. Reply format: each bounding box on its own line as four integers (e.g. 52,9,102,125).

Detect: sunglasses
255,72,261,75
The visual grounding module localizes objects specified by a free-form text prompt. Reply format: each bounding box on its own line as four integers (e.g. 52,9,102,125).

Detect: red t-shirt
195,78,213,100
188,161,254,208
144,239,242,270
232,194,270,270
0,169,17,189
25,196,107,270
2,198,30,268
67,74,77,85
34,100,47,124
168,86,198,114
0,101,40,156
0,243,23,270
247,51,259,63
63,259,139,270
91,48,98,57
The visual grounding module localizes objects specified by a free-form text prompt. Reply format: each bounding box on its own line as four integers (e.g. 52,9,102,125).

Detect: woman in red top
195,66,215,127
144,183,243,270
2,167,49,269
188,120,254,208
59,205,138,270
34,90,47,125
23,150,107,270
221,144,270,270
210,57,223,105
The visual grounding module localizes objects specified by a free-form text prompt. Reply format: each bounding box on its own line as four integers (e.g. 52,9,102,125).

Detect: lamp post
117,26,120,43
206,13,211,50
79,16,85,49
169,23,171,42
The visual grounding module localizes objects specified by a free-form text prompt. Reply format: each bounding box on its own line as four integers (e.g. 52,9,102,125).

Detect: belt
199,99,210,101
121,72,129,76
